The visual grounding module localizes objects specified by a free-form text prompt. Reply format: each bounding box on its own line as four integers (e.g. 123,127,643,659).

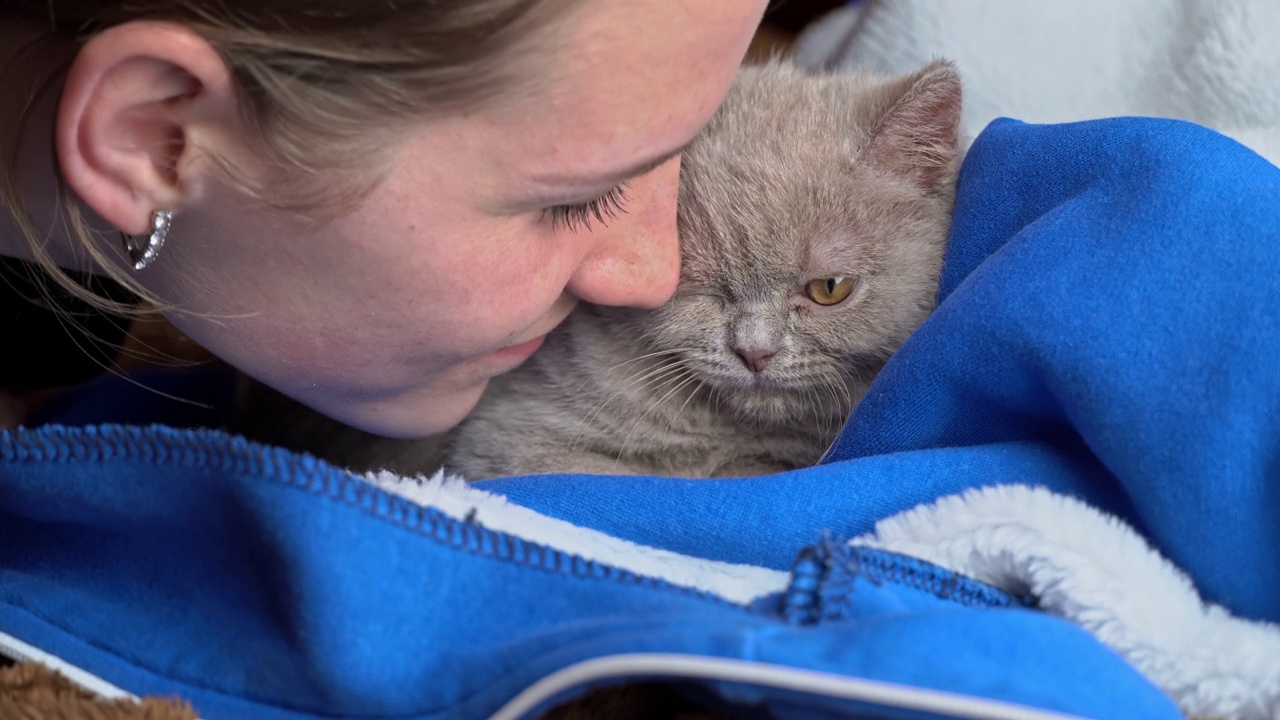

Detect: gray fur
448,59,962,479
233,59,963,480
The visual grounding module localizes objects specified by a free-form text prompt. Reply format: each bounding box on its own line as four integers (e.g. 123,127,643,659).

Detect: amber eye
805,276,856,306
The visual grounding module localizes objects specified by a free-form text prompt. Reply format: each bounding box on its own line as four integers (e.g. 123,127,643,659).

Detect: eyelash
542,183,630,232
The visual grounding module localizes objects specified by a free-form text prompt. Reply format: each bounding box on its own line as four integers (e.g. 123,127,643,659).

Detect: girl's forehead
476,0,765,186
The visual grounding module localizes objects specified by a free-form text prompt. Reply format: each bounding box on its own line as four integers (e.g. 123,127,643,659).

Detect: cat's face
620,60,961,430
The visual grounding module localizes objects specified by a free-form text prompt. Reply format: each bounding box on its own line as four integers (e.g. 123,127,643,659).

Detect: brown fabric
0,662,734,720
0,662,197,720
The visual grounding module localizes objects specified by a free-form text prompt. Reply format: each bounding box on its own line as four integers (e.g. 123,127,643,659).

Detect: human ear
56,21,245,237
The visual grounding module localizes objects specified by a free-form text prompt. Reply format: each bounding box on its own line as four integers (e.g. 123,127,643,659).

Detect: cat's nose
735,347,777,374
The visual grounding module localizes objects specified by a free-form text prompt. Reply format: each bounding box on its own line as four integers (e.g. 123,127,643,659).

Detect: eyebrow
528,140,694,189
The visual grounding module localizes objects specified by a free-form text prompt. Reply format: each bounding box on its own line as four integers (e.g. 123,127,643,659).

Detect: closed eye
541,183,630,232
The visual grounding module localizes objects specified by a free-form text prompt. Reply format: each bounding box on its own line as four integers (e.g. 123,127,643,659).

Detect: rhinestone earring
120,210,172,271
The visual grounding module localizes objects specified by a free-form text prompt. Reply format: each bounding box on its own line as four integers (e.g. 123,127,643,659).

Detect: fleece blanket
794,0,1280,165
2,117,1280,717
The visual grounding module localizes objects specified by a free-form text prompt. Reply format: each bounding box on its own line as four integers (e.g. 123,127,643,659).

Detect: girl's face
157,0,768,436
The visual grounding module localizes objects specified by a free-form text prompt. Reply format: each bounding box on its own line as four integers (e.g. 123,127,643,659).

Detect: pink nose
735,347,776,374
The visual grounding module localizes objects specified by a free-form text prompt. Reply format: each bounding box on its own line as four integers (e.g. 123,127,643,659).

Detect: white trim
850,485,1280,720
363,470,790,605
487,653,1093,720
0,629,134,700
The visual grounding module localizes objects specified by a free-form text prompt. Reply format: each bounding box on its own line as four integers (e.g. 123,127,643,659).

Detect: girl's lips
490,334,547,365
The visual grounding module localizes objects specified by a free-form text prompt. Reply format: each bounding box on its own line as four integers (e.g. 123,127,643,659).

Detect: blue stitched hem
0,424,749,610
783,537,1033,625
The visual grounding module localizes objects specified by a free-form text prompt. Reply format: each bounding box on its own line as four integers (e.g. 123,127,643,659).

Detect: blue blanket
487,117,1280,622
2,116,1276,719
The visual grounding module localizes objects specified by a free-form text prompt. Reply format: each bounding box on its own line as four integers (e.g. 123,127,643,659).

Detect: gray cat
233,59,962,480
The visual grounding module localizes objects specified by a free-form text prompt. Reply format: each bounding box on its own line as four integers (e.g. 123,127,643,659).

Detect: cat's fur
233,59,963,480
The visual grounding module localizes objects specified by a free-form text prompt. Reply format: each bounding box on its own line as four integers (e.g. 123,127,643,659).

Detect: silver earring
121,210,172,271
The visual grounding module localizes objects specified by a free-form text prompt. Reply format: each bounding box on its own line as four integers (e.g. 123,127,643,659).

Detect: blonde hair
1,0,573,317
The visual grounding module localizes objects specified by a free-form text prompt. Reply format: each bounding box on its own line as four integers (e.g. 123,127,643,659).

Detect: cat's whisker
570,359,690,457
808,383,830,444
579,350,692,431
713,385,729,419
613,367,698,466
818,387,839,448
626,355,693,389
826,368,851,405
797,381,822,432
839,366,867,409
668,375,709,432
643,365,697,414
701,381,727,424
819,376,847,444
567,359,689,454
616,360,689,398
602,347,696,375
820,373,859,463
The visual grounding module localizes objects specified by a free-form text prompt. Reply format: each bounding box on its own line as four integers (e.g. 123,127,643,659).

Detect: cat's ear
862,59,962,191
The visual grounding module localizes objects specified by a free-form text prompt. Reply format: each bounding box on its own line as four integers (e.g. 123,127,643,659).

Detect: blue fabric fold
4,115,1275,717
838,117,1280,622
1,426,1178,719
487,117,1280,623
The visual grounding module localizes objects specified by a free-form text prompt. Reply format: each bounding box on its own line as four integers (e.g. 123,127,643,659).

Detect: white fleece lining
849,484,1280,720
487,653,1093,720
794,0,1280,167
362,470,789,606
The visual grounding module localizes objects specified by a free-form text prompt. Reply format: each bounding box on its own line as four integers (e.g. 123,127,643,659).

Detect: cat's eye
805,276,856,306
541,183,630,232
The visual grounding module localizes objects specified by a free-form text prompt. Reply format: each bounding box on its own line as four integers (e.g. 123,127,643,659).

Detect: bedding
3,114,1278,719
